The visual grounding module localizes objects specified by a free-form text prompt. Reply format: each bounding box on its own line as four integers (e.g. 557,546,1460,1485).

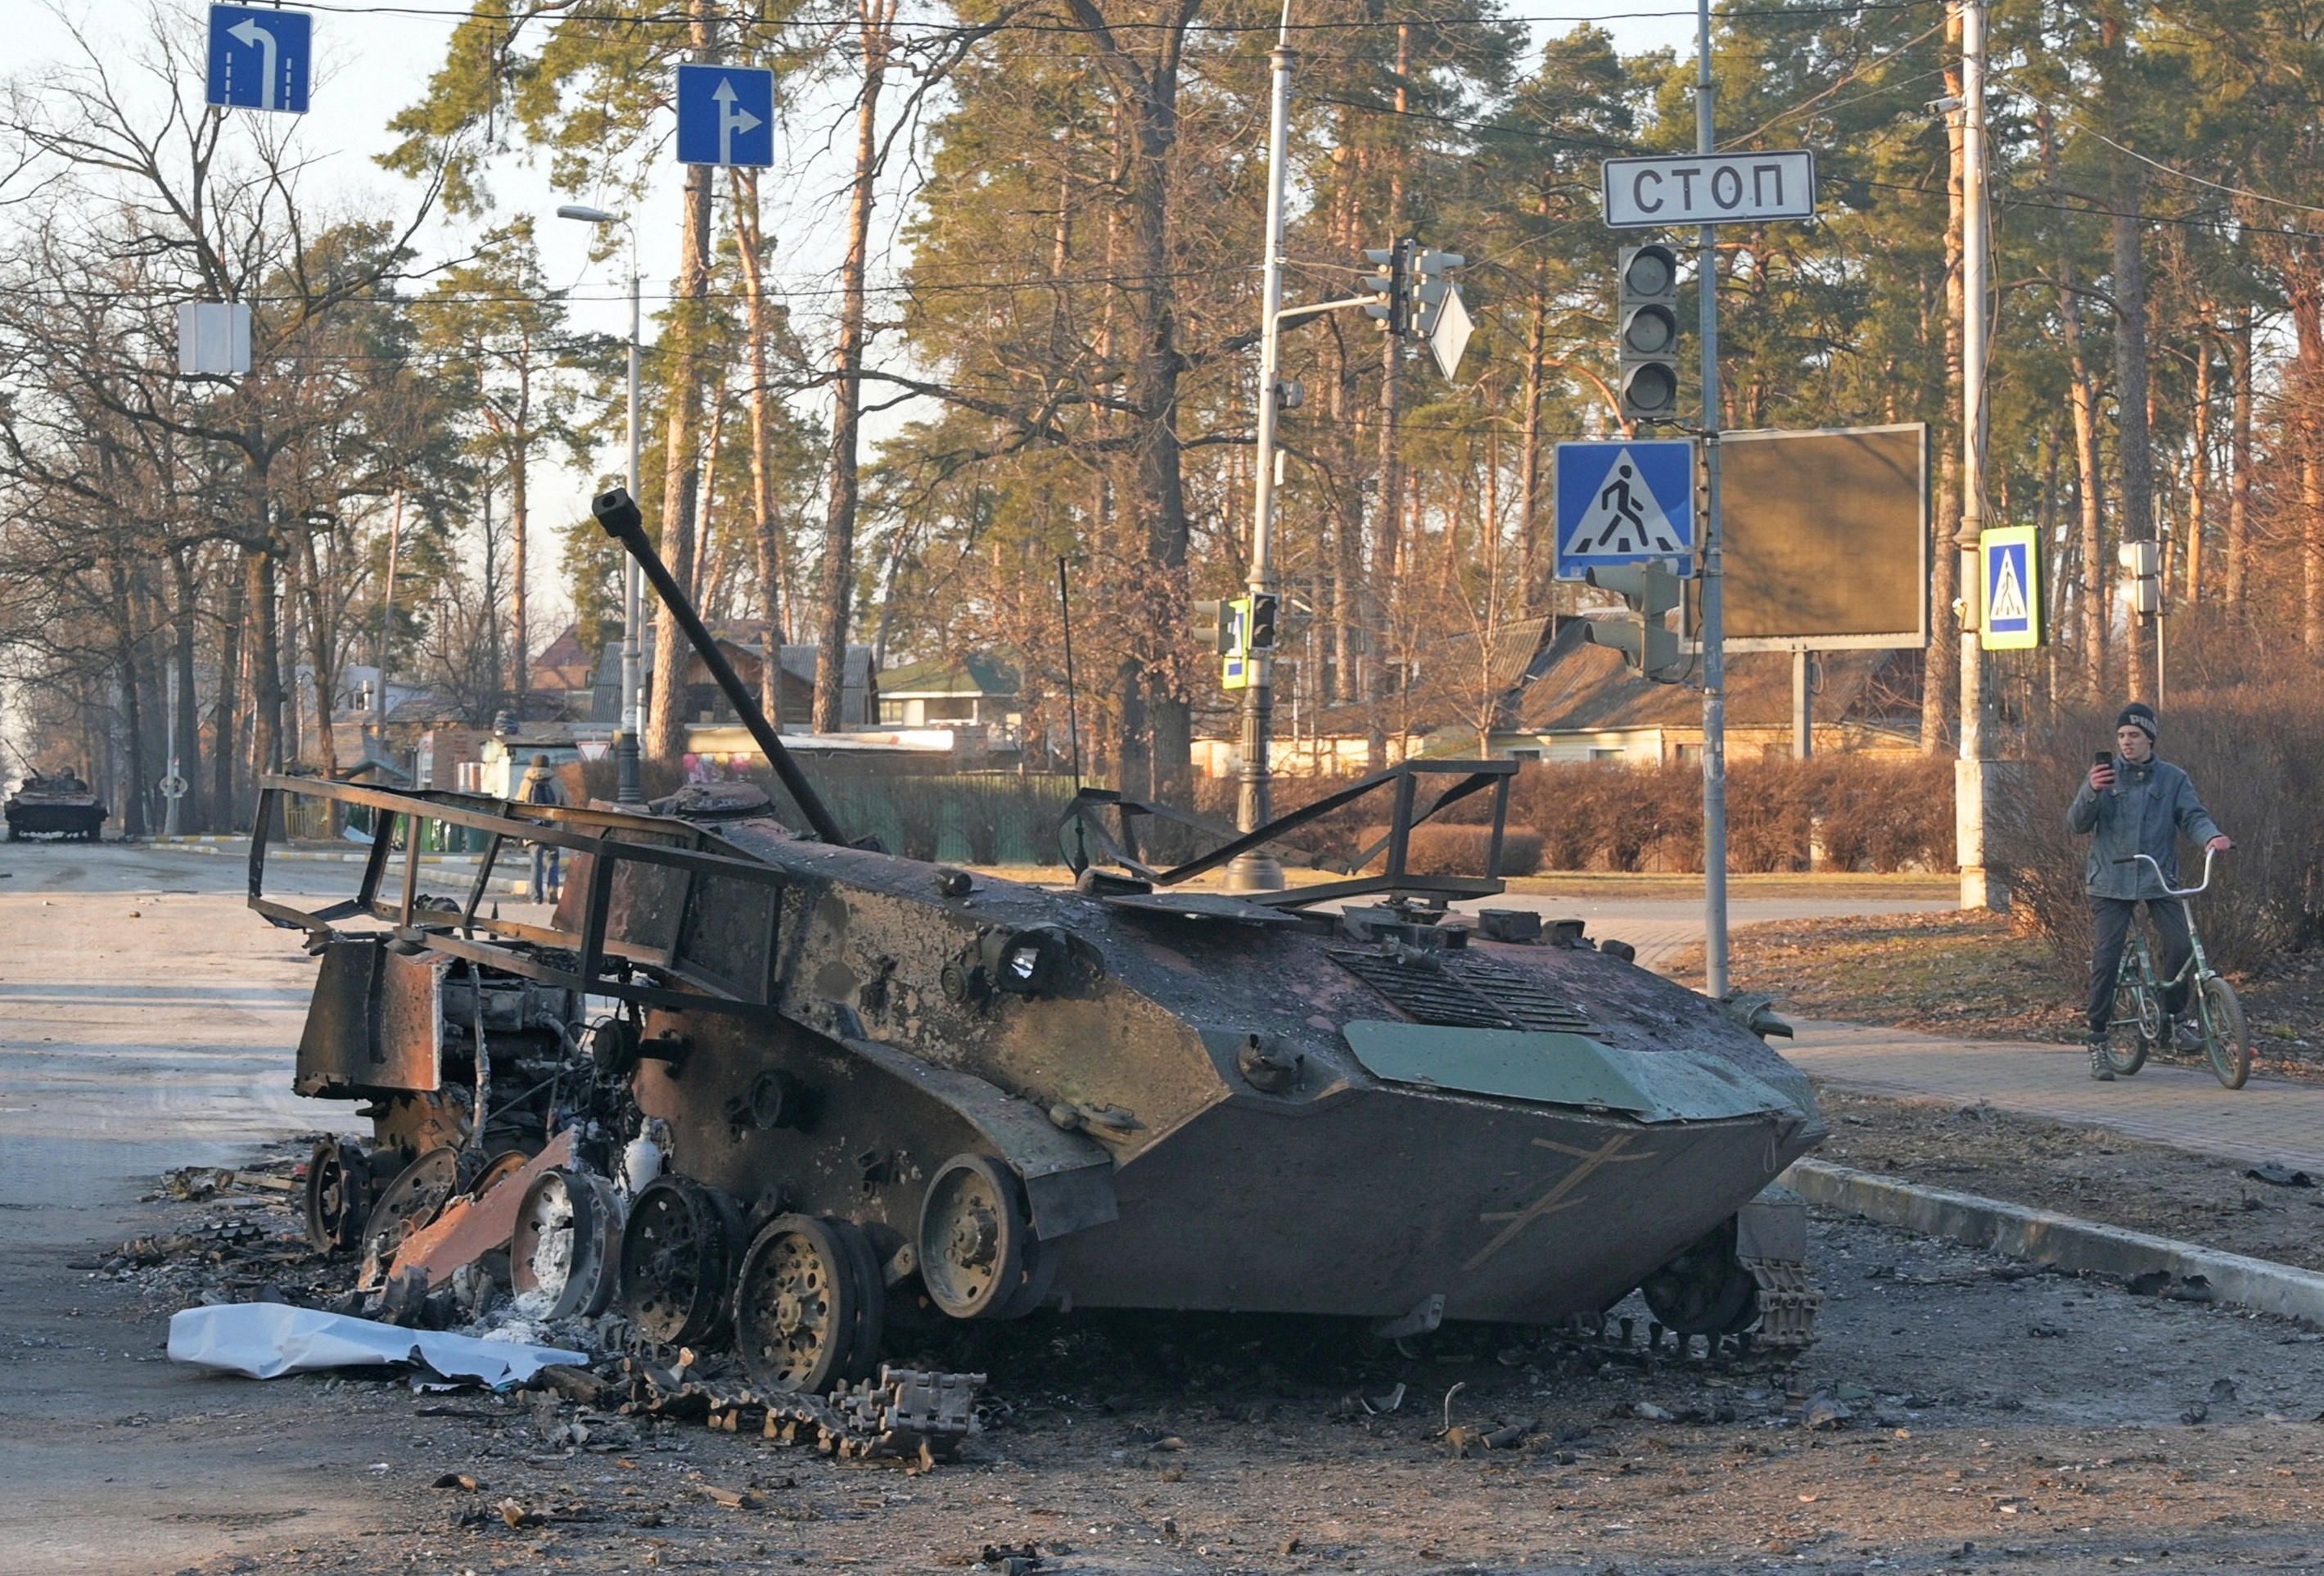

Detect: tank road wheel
361,1146,459,1267
1639,1218,1760,1338
620,1174,745,1348
512,1168,626,1320
733,1215,883,1393
304,1136,374,1254
919,1154,1049,1321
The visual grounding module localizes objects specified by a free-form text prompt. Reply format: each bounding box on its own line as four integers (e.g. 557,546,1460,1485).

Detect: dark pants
531,844,562,904
2087,896,2193,1034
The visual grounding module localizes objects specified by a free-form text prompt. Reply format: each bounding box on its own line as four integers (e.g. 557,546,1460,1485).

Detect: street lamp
557,203,645,806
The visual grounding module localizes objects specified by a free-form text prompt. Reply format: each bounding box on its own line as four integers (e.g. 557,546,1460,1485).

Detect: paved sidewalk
1786,1019,2324,1176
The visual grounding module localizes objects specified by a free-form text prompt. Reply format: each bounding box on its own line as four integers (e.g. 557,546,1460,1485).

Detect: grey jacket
2065,756,2222,901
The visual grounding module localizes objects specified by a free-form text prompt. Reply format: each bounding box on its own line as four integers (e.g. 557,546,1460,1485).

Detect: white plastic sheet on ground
166,1303,588,1386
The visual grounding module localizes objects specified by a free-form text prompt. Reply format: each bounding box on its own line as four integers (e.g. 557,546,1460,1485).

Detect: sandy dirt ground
11,844,2324,1576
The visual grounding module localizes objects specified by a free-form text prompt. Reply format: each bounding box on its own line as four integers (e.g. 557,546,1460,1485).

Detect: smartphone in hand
2091,748,2115,792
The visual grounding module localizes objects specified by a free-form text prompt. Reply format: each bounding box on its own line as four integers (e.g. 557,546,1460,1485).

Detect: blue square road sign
207,5,312,115
1553,439,1696,580
675,64,777,169
1979,525,2040,649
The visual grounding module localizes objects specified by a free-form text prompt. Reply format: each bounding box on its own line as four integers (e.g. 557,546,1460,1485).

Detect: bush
1357,824,1545,877
1988,680,2324,977
1505,755,1948,874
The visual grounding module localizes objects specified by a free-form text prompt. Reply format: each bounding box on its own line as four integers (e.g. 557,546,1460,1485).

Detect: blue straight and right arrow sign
206,5,313,115
675,64,776,169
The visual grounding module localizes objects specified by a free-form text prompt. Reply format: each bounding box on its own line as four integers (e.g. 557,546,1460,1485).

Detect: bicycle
2098,847,2251,1089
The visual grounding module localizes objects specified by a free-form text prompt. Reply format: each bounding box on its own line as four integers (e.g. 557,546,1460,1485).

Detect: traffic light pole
1228,14,1296,893
1695,0,1731,999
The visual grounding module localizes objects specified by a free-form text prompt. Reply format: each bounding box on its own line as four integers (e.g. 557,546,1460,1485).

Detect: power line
290,0,1948,33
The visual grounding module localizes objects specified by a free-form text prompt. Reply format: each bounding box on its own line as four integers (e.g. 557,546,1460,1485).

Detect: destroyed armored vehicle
6,765,105,841
247,485,1825,1394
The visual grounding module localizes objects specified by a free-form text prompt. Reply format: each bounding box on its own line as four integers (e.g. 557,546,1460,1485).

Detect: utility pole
1229,5,1296,892
1956,0,1996,909
1695,0,1731,999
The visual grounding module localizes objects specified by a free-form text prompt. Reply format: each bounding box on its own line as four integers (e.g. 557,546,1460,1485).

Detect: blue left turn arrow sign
207,5,313,115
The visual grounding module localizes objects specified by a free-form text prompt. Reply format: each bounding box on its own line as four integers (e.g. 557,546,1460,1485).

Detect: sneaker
2173,1016,2204,1053
2087,1036,2116,1082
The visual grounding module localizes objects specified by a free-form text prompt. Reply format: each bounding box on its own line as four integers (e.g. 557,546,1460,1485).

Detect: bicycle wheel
2105,978,2153,1077
2200,974,2250,1090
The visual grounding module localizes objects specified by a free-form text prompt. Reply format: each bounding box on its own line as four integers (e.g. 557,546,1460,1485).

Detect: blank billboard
1696,423,1929,651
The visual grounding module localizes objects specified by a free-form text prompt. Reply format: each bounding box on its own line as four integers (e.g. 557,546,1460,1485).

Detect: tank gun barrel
591,485,851,847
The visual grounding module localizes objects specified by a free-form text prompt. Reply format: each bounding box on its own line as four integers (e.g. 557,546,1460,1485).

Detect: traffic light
1361,240,1410,336
1193,598,1233,654
1409,249,1466,338
1582,562,1687,682
1617,243,1682,426
1248,592,1279,651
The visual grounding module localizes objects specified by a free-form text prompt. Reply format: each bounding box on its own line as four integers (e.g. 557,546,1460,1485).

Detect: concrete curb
1782,1158,2324,1325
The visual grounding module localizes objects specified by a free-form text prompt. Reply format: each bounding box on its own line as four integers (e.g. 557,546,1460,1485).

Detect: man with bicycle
2069,702,2232,1082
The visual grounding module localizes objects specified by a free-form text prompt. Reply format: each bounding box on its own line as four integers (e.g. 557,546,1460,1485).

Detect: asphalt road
12,842,2324,1574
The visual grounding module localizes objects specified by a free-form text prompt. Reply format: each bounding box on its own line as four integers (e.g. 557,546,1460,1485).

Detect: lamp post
557,203,645,805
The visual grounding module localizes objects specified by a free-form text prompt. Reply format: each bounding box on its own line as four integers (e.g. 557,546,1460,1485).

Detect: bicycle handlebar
2112,845,2219,898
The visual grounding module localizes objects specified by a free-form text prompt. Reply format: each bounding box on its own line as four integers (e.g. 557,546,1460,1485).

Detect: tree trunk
1369,21,1412,773
1515,248,1550,612
297,524,342,834
2227,305,2254,607
2187,317,2212,608
648,3,722,761
250,545,284,782
107,562,149,838
732,168,790,720
1923,48,1965,753
509,372,531,705
214,547,244,826
815,0,895,735
2043,109,2106,696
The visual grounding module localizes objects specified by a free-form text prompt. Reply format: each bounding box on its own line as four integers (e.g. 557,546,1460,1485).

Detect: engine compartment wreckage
245,483,1827,1411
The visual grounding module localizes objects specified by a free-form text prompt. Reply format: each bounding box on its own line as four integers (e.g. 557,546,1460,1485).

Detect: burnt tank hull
606,824,1821,1325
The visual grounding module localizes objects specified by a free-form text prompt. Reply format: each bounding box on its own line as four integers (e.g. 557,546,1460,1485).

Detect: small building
877,655,1020,738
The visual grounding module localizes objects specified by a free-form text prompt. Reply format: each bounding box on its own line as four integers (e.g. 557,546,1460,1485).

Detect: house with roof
876,655,1020,738
1487,619,1923,764
592,631,878,731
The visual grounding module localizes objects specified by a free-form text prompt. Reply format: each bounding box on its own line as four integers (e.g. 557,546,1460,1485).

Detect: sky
2,0,1707,649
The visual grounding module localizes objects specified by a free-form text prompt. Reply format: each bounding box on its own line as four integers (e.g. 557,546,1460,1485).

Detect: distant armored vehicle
248,485,1824,1393
6,764,105,841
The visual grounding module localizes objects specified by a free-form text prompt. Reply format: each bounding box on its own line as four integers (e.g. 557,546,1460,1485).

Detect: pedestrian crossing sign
1553,439,1696,580
1979,525,2042,649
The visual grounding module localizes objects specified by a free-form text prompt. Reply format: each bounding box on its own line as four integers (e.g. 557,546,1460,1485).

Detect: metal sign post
1694,0,1731,1001
1228,15,1296,893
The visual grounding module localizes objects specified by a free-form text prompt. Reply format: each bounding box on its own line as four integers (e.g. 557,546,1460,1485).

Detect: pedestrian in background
519,752,565,904
2067,702,2231,1082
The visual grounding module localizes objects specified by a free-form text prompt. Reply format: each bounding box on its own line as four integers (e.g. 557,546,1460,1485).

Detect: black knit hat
2116,702,2158,741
